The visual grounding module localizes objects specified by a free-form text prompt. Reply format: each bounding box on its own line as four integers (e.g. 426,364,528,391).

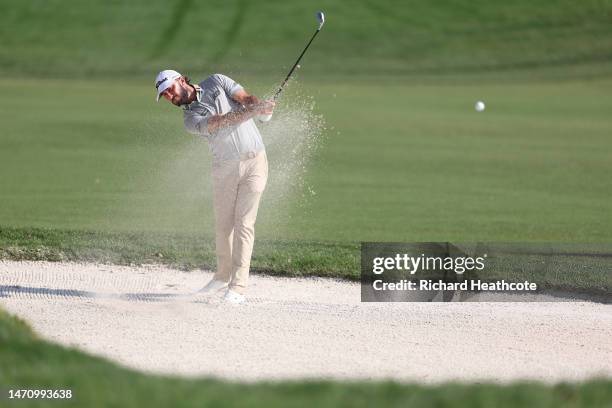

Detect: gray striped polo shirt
183,74,265,161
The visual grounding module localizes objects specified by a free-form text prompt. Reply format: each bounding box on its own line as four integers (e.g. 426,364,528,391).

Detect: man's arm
231,88,261,107
206,89,274,133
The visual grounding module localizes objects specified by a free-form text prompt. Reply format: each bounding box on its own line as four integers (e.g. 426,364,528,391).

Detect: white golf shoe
197,279,228,295
223,289,246,304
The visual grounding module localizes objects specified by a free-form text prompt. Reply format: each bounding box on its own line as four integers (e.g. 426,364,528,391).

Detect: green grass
1,78,611,242
2,1,611,244
1,227,610,297
1,308,611,408
2,0,612,80
0,226,359,279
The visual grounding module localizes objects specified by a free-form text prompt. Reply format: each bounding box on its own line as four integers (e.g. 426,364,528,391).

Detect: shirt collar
183,84,202,111
194,84,202,102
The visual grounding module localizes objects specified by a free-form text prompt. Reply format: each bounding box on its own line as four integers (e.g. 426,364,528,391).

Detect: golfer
155,70,274,304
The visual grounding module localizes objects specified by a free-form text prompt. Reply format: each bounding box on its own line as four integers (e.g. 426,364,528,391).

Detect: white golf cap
155,69,182,101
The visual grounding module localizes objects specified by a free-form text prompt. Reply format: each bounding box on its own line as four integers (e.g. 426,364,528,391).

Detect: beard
171,88,190,106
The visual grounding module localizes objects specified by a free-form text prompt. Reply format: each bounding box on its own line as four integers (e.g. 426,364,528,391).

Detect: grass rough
1,309,611,408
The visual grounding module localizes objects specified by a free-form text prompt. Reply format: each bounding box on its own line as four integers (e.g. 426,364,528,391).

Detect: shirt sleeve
212,73,243,97
184,109,212,138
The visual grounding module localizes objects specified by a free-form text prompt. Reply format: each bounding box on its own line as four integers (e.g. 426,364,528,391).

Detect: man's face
161,77,191,106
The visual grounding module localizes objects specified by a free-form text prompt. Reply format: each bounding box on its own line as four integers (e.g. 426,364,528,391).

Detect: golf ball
475,101,486,112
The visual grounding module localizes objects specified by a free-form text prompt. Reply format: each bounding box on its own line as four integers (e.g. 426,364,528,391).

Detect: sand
1,260,610,383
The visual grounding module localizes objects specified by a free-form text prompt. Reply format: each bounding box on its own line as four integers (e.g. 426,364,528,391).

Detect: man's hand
206,89,275,134
255,99,275,115
241,95,260,108
207,99,274,134
232,90,275,114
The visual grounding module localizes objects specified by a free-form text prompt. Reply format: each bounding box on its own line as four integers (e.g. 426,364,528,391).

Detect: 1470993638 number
8,389,72,399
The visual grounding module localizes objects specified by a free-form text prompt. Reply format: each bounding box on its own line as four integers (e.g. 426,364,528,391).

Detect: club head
316,11,325,30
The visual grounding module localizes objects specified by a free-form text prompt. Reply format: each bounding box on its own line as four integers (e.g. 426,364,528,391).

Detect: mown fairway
2,0,612,242
2,0,612,80
1,78,611,242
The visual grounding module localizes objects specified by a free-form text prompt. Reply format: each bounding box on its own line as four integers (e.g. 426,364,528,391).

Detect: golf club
274,11,325,100
259,11,325,121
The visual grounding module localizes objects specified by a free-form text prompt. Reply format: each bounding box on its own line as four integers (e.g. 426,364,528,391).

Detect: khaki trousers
211,150,268,293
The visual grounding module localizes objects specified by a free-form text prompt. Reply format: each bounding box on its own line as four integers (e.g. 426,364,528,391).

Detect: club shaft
273,28,321,100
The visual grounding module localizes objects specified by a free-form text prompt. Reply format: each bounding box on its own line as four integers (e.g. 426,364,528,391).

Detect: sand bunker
1,260,610,383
